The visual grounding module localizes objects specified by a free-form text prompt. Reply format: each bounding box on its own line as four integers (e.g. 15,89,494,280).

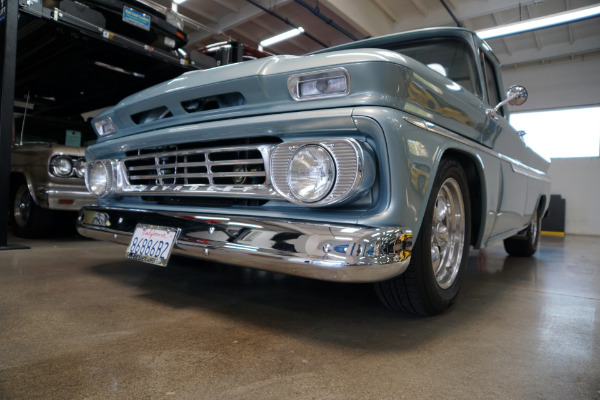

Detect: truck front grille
124,144,269,186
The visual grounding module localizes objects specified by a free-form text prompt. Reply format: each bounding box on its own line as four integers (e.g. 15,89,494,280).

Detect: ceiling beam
491,12,512,56
565,0,574,44
446,0,458,11
394,0,548,32
187,0,294,45
526,4,542,50
217,0,240,13
373,0,401,22
408,0,428,17
179,6,218,24
494,35,600,66
319,0,394,37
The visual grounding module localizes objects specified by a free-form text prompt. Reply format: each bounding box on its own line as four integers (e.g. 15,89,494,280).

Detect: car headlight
94,116,117,136
287,145,336,203
85,160,115,197
74,158,86,178
50,155,74,177
270,138,376,207
287,68,350,101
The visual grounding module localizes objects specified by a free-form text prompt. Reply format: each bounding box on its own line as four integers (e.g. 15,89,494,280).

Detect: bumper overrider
77,206,413,283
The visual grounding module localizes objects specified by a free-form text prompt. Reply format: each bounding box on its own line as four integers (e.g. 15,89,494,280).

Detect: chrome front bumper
77,206,412,283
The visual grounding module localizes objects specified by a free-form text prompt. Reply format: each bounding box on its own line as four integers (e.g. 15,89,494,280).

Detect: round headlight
74,159,86,178
288,145,335,202
86,160,114,197
50,155,73,177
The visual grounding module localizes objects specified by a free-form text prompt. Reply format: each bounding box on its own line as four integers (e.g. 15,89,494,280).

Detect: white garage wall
500,53,600,236
502,52,600,112
546,158,600,236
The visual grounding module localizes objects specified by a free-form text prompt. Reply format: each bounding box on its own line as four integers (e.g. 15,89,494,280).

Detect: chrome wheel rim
530,209,539,241
14,185,32,228
431,177,465,289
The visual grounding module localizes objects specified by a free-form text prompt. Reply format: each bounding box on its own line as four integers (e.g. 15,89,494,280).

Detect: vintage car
42,0,187,51
10,117,97,238
78,28,551,315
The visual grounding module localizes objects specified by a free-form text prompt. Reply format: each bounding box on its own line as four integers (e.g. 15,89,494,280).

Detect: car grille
124,144,269,186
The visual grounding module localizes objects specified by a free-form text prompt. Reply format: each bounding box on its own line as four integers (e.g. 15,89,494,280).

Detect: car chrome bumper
36,184,96,211
77,206,413,283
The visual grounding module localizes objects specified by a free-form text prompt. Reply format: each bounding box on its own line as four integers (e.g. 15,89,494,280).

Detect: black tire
9,180,54,238
503,207,541,257
374,158,471,316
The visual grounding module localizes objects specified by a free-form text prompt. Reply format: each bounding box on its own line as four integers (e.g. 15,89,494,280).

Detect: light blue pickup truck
78,27,550,315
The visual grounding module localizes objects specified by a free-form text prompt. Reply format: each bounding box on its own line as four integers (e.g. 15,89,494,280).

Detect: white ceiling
148,0,600,68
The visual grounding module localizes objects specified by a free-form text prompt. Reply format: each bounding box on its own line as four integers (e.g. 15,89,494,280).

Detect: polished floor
1,229,599,400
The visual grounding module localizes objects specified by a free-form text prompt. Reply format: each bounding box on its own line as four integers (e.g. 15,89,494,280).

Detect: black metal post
1,0,27,250
439,0,463,27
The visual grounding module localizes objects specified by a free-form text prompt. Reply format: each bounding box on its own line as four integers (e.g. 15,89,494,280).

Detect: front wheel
375,158,471,316
9,181,54,238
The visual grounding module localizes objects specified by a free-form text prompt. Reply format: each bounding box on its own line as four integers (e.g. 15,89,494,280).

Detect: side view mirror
494,85,528,112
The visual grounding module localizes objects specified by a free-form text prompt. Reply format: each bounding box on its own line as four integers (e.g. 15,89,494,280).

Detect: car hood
11,143,86,166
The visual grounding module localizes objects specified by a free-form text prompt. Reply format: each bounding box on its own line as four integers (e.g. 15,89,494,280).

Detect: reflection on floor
1,232,599,399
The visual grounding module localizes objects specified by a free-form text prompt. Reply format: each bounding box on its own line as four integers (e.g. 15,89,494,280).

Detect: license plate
126,224,180,266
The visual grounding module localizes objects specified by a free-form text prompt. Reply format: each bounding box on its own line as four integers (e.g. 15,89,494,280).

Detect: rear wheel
9,181,54,238
375,158,471,316
503,207,541,257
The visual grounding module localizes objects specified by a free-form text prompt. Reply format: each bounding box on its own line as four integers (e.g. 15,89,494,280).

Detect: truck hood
92,48,420,141
115,49,410,108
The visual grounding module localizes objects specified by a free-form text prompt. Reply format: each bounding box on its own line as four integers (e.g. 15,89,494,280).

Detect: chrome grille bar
119,144,276,198
128,171,267,181
124,145,267,161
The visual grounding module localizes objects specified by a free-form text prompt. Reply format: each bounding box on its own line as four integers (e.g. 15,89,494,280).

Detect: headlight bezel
270,138,375,207
85,159,116,197
287,68,350,101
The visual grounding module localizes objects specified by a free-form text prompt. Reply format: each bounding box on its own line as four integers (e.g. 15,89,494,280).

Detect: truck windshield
388,38,481,97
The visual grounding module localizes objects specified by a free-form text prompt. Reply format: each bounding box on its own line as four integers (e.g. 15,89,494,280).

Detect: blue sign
122,6,150,31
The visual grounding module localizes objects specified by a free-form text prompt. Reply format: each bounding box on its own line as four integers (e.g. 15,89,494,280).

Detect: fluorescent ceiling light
260,27,305,48
206,41,229,49
173,0,186,4
205,44,231,52
477,4,600,39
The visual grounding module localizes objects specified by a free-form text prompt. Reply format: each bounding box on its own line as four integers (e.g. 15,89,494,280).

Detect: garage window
510,106,600,159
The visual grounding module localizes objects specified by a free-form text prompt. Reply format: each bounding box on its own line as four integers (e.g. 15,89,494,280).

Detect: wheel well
10,172,27,193
538,195,548,218
440,150,483,247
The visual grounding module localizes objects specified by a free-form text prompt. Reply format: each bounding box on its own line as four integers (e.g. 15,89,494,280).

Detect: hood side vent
131,106,173,125
181,92,245,113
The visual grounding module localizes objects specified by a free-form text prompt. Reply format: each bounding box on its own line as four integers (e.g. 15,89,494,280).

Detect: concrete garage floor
0,231,599,400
